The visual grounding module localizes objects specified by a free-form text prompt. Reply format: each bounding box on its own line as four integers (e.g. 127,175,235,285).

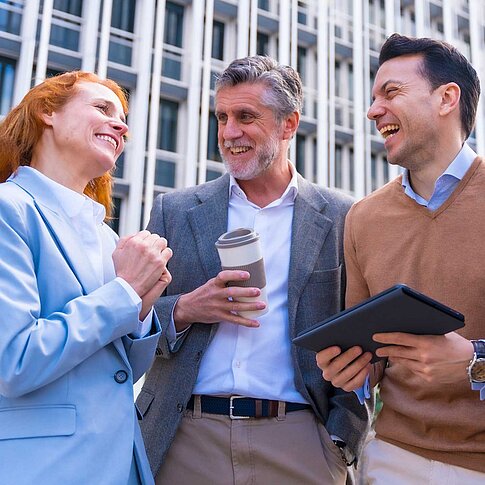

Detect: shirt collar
229,161,299,203
22,166,106,223
402,142,477,191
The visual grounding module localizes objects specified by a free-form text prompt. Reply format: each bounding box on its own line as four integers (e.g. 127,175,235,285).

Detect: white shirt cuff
115,277,152,338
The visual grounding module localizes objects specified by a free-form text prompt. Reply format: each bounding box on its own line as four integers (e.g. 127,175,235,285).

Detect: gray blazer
137,173,372,475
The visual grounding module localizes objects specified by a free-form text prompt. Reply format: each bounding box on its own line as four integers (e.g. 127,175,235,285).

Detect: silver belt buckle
229,395,250,420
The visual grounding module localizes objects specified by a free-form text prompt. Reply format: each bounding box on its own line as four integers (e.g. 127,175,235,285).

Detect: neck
31,154,87,194
407,137,463,201
237,159,293,208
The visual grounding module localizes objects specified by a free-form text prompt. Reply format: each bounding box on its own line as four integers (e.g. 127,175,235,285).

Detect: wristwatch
467,340,485,383
332,439,355,467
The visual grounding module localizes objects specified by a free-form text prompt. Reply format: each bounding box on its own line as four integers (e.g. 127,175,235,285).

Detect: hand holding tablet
293,284,465,363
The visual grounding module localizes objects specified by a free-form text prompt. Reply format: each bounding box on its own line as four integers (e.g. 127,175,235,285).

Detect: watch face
471,358,485,382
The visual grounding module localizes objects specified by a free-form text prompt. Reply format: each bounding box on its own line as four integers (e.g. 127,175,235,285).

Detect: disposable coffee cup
215,228,269,319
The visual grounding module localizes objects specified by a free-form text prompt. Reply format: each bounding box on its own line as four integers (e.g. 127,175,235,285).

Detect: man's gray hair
215,55,303,120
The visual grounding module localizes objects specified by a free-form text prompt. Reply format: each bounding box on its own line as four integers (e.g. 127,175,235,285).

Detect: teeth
229,146,251,154
96,134,117,149
379,124,400,139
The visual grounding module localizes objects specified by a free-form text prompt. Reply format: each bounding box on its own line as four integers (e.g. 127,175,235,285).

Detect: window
0,57,15,116
335,145,342,189
108,197,122,234
297,46,307,84
155,160,176,187
163,2,184,79
0,1,21,35
257,32,269,56
53,0,82,16
164,1,184,47
157,99,178,152
258,0,270,11
111,0,135,32
296,134,305,176
212,21,225,60
207,111,222,162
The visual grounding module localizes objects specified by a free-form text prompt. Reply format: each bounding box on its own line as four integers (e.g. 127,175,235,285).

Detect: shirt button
114,370,128,383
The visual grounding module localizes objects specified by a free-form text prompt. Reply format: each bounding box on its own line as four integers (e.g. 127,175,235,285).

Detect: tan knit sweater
344,157,485,473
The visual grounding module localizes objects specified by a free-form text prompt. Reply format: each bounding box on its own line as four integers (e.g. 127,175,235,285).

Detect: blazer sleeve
146,193,188,358
0,198,141,398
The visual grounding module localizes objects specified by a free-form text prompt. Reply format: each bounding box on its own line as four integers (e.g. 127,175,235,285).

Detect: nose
367,99,385,120
221,117,242,140
111,118,129,136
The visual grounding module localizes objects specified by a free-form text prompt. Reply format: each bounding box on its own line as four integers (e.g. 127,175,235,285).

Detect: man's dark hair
215,55,303,121
379,33,481,140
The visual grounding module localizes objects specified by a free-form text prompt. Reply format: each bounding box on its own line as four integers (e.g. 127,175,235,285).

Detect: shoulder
347,176,402,221
297,177,354,216
152,175,229,211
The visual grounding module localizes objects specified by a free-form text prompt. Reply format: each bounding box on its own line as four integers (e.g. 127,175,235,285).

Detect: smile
379,124,400,139
229,146,251,154
96,134,118,149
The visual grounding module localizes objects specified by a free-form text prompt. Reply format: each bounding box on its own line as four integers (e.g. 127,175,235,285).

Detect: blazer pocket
136,389,155,419
0,404,76,440
307,265,342,285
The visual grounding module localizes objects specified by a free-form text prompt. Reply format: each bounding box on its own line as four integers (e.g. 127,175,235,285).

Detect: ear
40,111,55,127
282,111,300,140
438,82,461,117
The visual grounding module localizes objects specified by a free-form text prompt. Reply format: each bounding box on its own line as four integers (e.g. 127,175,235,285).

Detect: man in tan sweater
316,34,485,484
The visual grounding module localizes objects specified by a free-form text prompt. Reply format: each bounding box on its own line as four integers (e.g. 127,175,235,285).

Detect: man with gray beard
137,55,371,484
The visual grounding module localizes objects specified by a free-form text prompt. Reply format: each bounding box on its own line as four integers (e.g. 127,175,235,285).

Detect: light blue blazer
0,168,158,485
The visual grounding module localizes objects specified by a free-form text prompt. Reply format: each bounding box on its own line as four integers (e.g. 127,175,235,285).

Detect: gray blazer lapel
288,176,334,330
187,175,230,281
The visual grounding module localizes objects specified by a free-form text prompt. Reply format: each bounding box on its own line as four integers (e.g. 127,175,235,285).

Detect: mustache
222,141,255,149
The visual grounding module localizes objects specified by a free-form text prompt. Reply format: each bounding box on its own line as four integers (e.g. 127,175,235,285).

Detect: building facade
1,0,484,235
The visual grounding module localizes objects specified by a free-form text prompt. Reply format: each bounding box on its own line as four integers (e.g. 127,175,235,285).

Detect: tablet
293,284,465,362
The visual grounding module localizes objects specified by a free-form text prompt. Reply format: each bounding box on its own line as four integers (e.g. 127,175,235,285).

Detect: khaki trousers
156,402,347,485
359,437,485,485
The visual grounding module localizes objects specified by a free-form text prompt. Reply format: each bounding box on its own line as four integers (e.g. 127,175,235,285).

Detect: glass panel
162,53,182,80
296,134,305,175
108,196,122,234
108,40,132,66
297,46,307,84
207,111,222,162
113,152,125,178
258,0,270,11
111,0,135,32
53,0,83,16
50,24,80,51
212,20,224,60
0,56,15,116
164,1,184,47
155,159,176,187
335,145,342,188
206,169,222,181
0,2,21,35
257,32,269,56
157,99,178,151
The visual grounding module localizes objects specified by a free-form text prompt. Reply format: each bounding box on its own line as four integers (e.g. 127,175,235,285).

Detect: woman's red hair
0,71,129,218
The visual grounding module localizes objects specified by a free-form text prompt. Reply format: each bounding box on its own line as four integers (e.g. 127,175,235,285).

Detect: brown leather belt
187,395,310,420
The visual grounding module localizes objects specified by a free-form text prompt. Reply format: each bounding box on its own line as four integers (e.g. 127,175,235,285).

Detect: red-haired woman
0,71,172,484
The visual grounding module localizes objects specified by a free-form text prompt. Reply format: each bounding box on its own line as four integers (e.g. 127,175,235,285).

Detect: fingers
113,230,173,297
316,346,372,391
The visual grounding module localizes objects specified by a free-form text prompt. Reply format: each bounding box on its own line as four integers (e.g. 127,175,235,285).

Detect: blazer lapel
187,175,230,281
10,169,100,295
288,176,334,332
